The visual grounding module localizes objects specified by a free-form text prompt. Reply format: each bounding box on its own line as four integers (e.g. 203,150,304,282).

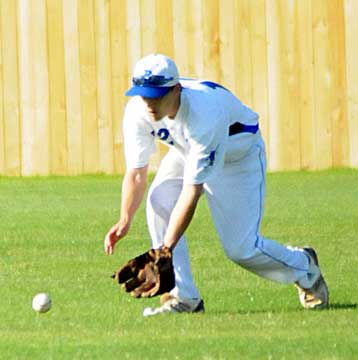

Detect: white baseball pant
146,132,313,300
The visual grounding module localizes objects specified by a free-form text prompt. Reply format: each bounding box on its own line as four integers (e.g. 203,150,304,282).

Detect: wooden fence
0,0,357,176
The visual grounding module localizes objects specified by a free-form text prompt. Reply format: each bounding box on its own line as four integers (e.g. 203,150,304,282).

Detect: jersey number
151,128,174,145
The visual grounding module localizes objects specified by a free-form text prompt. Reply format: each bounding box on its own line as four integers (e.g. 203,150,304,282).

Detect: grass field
1,169,358,359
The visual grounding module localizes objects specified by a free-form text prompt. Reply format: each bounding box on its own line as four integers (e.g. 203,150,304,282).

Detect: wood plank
140,0,156,55
63,0,83,175
126,0,141,75
312,0,333,169
266,0,304,170
277,0,301,170
172,0,189,75
235,0,253,105
32,0,50,175
186,0,203,78
1,0,21,175
202,0,220,82
249,0,270,161
95,0,114,173
18,0,35,176
265,0,281,171
219,0,236,91
327,0,349,167
47,0,68,174
297,0,316,170
155,0,174,56
109,0,127,174
345,0,358,167
78,0,99,173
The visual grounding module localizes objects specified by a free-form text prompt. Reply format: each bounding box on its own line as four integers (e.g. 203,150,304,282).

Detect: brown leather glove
112,246,175,298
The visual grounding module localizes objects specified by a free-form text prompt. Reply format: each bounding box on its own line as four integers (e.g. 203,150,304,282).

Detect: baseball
32,293,52,313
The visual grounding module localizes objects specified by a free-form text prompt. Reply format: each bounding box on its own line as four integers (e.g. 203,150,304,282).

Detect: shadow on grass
213,307,301,315
213,303,357,315
232,303,358,314
328,303,357,310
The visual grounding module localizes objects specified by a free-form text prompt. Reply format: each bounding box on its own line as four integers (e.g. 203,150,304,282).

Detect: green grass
1,169,358,359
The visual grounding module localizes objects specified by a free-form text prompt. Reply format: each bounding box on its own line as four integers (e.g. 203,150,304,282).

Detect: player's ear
171,83,182,96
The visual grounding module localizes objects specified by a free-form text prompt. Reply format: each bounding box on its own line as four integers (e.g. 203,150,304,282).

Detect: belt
229,122,259,136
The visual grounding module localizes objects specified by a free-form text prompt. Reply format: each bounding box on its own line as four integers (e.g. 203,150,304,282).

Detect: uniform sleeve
122,99,156,169
183,125,227,185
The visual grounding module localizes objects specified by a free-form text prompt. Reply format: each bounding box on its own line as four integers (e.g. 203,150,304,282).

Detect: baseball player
104,53,329,316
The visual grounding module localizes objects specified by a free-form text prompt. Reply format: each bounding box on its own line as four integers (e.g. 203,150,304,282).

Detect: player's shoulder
180,87,227,139
124,96,147,118
180,79,230,117
126,96,145,110
180,78,239,109
180,78,228,92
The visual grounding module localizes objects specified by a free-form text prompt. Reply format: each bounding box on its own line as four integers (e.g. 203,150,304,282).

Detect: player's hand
104,221,130,255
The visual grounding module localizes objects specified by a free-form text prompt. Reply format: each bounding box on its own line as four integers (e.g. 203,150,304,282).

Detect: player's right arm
104,165,148,255
104,98,154,255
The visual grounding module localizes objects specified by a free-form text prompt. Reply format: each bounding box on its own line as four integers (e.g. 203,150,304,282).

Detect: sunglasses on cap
132,75,174,87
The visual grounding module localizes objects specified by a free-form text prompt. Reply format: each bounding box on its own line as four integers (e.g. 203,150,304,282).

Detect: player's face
141,85,180,121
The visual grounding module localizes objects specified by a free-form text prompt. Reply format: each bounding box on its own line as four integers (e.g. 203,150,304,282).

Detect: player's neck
168,89,181,119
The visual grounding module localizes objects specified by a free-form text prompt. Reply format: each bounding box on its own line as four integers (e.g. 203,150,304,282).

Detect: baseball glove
112,246,175,298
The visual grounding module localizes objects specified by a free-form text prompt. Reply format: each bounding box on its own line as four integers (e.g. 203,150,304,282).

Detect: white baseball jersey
123,79,259,184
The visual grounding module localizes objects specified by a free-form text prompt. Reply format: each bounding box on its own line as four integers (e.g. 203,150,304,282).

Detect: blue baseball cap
125,54,179,98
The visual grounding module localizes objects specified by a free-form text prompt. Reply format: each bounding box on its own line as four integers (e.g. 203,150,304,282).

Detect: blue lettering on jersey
157,128,170,141
208,150,216,166
198,149,217,170
200,81,229,92
151,128,174,146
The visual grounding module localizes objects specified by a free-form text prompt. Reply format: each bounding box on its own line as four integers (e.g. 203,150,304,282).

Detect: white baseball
32,293,52,313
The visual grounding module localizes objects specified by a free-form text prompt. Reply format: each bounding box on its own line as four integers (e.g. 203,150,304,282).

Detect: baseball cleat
143,294,204,317
295,247,329,309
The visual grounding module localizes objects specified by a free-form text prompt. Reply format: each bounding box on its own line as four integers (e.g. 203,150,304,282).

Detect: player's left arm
162,104,227,250
163,183,203,250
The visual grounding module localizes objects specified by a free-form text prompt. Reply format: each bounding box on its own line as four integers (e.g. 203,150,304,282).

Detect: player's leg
204,133,320,288
146,148,201,301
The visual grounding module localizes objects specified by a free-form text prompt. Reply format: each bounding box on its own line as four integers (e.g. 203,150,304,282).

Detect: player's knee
222,235,257,264
147,184,175,219
225,249,247,264
147,186,165,214
147,179,182,215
